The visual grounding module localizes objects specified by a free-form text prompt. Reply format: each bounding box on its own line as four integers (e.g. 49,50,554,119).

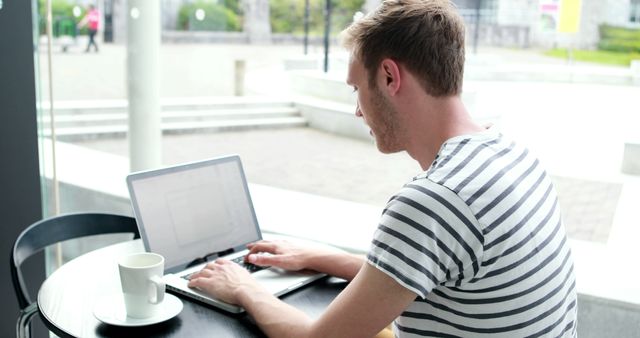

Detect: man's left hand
187,259,262,305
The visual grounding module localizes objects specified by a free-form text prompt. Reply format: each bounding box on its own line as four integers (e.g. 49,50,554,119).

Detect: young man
188,1,578,337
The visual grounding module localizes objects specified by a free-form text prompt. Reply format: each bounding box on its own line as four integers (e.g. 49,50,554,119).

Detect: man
188,1,578,337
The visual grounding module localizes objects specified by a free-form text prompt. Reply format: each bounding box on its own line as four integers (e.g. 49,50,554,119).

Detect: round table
37,239,347,337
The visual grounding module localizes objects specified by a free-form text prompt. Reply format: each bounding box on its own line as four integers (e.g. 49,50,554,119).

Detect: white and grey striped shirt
367,130,577,337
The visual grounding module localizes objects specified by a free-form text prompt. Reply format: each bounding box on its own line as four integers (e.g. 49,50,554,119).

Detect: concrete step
163,117,308,134
41,107,302,128
162,107,301,122
44,117,308,141
161,97,296,112
40,97,295,116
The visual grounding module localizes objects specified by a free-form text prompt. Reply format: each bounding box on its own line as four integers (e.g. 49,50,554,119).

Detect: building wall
113,0,127,43
162,0,183,30
496,0,538,26
0,0,46,337
454,0,633,49
511,0,632,49
570,0,629,48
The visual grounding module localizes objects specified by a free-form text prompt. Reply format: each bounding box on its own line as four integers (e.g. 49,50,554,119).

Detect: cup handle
148,275,165,304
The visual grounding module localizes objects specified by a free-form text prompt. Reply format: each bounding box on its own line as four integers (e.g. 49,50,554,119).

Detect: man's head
341,0,466,97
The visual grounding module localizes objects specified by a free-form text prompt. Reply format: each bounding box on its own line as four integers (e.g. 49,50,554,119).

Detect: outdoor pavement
74,126,624,245
38,40,640,244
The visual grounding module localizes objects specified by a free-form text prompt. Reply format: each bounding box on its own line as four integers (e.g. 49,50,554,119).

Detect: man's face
346,57,403,154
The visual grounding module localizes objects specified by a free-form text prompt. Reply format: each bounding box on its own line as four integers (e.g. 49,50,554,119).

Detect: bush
269,0,365,35
599,24,640,40
598,39,640,53
37,0,83,36
598,24,640,53
177,1,241,31
544,48,640,67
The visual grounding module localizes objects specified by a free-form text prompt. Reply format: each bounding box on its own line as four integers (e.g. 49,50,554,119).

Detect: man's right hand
245,239,365,281
245,240,318,272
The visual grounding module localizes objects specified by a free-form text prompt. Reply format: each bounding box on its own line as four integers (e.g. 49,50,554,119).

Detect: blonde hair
341,0,465,96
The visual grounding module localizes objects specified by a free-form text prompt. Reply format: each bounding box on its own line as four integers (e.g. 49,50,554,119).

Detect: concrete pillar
242,0,271,44
127,0,162,172
113,0,127,43
622,142,640,175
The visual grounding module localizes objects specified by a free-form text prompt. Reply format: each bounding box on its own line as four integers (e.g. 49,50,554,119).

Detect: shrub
37,0,82,36
598,24,640,53
269,0,365,35
177,1,241,31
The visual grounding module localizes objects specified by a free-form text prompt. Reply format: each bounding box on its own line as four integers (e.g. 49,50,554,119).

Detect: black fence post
323,0,332,73
304,0,310,55
473,0,482,54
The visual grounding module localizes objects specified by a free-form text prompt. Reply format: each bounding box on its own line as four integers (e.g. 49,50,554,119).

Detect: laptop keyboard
181,256,266,280
231,256,268,272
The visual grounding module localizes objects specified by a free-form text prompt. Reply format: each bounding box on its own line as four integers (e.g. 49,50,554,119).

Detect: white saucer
94,293,183,327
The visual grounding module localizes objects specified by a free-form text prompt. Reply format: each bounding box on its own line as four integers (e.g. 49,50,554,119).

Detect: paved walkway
38,41,640,244
75,126,622,244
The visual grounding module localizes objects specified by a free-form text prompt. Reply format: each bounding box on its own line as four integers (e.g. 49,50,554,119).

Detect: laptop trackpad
253,268,319,294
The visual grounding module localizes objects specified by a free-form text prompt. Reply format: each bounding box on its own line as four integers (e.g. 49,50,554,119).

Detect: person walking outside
78,4,100,52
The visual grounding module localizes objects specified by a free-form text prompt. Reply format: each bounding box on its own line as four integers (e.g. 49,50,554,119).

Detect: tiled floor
552,176,621,243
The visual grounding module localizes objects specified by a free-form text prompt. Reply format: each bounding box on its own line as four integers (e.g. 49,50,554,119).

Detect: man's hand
245,240,317,271
187,259,264,305
246,240,365,281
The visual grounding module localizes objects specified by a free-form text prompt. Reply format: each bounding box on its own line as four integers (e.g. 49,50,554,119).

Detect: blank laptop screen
129,157,261,270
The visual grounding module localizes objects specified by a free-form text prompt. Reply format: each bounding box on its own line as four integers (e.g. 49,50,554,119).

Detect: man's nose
355,103,363,117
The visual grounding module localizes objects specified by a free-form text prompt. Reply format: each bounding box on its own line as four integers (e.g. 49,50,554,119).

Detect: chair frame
10,212,140,338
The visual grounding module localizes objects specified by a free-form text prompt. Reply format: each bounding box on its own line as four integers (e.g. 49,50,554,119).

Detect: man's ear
379,59,401,96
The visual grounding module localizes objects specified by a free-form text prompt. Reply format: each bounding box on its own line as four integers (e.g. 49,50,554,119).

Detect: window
631,0,640,23
27,3,640,335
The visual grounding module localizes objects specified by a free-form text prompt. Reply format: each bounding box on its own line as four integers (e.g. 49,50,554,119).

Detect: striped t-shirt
367,130,577,337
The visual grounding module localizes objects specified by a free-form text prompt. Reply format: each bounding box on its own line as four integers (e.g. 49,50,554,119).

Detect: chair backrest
10,212,140,309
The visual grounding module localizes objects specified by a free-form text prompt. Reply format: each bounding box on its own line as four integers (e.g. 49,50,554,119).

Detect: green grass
543,49,640,67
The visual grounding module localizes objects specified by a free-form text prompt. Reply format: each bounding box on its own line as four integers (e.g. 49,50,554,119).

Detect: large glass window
32,3,640,331
35,0,640,241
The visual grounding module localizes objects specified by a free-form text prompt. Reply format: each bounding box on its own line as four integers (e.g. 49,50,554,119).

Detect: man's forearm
237,287,313,338
308,251,364,281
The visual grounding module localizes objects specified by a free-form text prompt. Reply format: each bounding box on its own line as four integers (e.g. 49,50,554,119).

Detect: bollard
622,141,640,176
631,60,640,86
235,59,246,96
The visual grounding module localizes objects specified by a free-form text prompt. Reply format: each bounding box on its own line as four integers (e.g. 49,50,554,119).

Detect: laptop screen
127,156,262,272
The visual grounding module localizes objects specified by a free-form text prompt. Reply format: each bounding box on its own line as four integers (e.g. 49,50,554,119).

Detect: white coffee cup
118,252,166,318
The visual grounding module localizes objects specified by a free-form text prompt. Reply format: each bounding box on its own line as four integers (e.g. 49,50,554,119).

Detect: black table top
37,239,347,338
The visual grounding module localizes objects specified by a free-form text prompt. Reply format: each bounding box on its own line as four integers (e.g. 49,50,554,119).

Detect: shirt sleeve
366,179,484,298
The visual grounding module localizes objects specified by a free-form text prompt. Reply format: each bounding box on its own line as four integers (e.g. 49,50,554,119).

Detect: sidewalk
37,42,636,101
73,125,627,245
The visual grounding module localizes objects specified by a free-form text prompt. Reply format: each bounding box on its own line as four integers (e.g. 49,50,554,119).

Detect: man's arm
245,240,365,281
189,259,417,338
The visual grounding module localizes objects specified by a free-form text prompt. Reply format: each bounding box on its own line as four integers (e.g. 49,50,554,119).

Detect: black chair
10,212,140,338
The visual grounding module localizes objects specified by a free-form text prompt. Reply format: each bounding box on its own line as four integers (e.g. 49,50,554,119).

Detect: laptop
126,155,325,313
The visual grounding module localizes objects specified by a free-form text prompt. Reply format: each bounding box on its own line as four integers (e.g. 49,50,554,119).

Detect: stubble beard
371,85,403,154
